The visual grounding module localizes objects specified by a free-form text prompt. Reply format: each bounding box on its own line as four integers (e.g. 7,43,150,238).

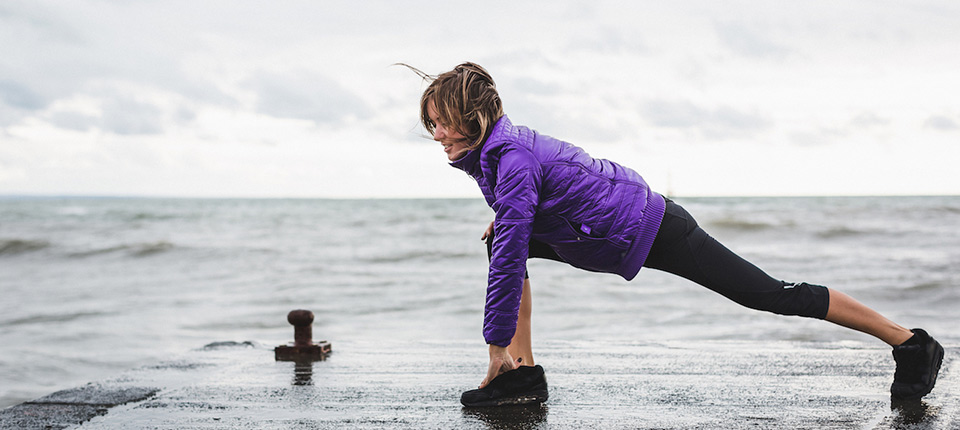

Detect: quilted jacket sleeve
484,146,541,346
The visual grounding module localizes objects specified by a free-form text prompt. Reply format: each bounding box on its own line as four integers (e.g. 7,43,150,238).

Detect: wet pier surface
2,339,956,429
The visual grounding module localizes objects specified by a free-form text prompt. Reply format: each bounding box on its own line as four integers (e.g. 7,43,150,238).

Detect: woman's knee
731,282,830,319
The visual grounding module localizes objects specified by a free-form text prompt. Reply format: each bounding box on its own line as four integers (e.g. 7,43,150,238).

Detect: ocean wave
815,226,868,239
707,218,778,232
128,212,178,221
361,250,476,263
68,245,134,258
56,206,90,216
1,311,108,327
905,280,951,293
0,239,51,256
131,241,175,256
67,241,177,258
933,204,960,214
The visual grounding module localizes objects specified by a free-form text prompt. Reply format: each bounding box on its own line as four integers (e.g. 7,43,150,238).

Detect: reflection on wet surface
885,399,941,429
293,358,315,386
462,404,548,429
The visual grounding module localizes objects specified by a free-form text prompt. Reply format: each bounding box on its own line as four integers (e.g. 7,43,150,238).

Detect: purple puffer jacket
450,115,666,346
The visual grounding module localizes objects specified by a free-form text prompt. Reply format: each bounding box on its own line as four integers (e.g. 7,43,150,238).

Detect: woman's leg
486,226,557,368
507,278,535,366
643,200,912,346
643,199,941,399
825,290,912,346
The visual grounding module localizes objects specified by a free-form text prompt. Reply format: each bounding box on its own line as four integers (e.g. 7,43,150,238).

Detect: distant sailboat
666,171,676,199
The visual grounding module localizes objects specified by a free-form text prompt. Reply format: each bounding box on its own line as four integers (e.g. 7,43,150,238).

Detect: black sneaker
891,328,944,400
461,365,549,407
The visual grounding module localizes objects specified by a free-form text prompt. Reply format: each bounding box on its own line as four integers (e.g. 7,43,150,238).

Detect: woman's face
427,100,469,161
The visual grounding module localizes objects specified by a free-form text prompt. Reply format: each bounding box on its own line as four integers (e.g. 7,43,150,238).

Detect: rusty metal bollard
274,309,332,362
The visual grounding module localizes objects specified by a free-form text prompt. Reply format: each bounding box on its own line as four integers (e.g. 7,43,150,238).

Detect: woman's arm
483,147,541,347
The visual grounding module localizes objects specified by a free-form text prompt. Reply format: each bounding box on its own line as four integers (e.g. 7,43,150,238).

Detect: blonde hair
401,62,504,150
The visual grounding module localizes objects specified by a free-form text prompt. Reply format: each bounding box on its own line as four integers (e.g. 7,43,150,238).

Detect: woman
411,62,943,407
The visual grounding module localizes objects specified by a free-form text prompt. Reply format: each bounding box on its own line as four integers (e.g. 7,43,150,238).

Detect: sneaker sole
462,389,548,408
922,343,945,398
892,340,944,400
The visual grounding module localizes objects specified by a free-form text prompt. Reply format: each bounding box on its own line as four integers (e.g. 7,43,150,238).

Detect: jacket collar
448,115,510,177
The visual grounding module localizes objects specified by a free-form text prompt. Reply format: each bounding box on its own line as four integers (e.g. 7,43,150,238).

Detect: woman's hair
401,62,503,150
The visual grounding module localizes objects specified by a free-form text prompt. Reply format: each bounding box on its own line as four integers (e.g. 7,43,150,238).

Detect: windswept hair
398,62,503,150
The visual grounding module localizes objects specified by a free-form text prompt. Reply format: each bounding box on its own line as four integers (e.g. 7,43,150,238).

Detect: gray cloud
513,106,628,144
245,71,370,124
565,27,647,55
924,114,958,131
640,99,771,139
0,80,46,110
788,127,848,147
46,94,189,136
46,101,166,136
850,112,890,128
642,100,705,129
506,77,561,96
0,4,93,116
46,110,97,132
100,98,166,135
714,23,793,60
0,2,83,44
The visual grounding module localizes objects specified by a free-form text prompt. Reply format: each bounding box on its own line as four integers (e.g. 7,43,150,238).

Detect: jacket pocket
550,217,629,273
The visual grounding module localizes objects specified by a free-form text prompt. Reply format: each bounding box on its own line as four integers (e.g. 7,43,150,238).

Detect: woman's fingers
481,221,494,240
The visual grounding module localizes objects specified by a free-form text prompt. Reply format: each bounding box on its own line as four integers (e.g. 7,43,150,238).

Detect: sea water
1,196,958,408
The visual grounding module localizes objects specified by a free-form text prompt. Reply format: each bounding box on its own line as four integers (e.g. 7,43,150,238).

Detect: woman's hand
481,221,494,241
479,344,520,388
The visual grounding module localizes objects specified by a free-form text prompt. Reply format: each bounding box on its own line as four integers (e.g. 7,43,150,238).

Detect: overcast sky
2,1,958,198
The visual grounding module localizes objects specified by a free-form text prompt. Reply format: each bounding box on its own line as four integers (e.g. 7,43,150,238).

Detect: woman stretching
408,62,943,407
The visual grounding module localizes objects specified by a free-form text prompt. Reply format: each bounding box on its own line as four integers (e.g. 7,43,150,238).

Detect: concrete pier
1,339,956,429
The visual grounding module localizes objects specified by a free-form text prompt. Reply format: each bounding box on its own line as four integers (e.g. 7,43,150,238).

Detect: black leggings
486,200,830,319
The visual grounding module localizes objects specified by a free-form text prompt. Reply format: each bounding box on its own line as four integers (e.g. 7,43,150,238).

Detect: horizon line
2,193,958,200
